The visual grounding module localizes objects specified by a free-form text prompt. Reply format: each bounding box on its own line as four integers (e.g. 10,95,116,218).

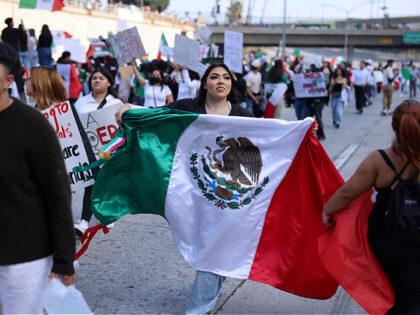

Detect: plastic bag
42,278,93,314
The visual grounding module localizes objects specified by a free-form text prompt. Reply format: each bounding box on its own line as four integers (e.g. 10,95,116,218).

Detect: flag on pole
91,108,342,299
56,63,83,99
156,33,168,61
19,0,64,11
264,83,287,118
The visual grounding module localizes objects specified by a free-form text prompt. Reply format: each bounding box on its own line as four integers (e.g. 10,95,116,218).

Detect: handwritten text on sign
79,104,121,160
223,31,243,74
42,102,93,190
107,27,147,64
292,73,327,98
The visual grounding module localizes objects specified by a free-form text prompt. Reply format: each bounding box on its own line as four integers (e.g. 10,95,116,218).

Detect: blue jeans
244,96,255,117
19,51,29,70
38,47,52,67
136,96,145,106
186,271,224,315
294,98,309,120
29,50,38,68
330,97,344,126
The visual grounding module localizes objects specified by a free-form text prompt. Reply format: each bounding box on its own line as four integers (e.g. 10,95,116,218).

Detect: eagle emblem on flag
190,136,269,209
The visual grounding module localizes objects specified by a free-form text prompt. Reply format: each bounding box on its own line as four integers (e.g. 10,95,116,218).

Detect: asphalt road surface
72,91,415,314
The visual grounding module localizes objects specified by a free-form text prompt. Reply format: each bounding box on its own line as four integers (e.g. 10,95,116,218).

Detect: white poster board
196,27,213,42
79,104,121,159
302,55,322,69
62,38,86,63
41,101,94,190
292,73,328,98
117,19,127,31
107,27,147,64
174,34,201,73
223,31,243,73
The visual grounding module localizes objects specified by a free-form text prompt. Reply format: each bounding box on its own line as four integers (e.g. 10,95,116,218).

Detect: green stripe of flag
19,0,37,9
92,107,199,225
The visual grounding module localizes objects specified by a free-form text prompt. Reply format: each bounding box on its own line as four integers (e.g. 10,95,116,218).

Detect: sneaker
74,220,89,237
381,110,387,116
388,109,393,116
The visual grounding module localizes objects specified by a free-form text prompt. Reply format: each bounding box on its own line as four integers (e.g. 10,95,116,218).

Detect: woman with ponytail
323,99,420,314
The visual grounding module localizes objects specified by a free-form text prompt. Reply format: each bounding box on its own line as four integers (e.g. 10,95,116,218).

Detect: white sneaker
106,222,115,229
74,220,89,237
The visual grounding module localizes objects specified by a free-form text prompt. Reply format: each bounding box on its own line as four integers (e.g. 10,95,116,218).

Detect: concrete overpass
208,27,418,49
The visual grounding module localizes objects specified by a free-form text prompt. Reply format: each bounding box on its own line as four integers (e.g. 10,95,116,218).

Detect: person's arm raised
131,58,146,87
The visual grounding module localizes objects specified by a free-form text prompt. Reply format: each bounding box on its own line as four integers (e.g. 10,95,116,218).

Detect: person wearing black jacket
0,42,75,314
1,18,21,52
38,24,53,67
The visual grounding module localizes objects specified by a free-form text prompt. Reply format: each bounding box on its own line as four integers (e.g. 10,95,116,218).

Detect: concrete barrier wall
0,0,196,61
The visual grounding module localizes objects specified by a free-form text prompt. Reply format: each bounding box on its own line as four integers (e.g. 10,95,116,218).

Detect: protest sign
117,19,127,31
161,46,174,59
118,65,134,101
302,55,322,69
41,101,93,190
62,38,86,63
88,38,109,57
292,73,327,98
199,44,219,60
223,31,243,74
174,34,201,72
79,104,121,159
196,27,213,42
107,27,147,64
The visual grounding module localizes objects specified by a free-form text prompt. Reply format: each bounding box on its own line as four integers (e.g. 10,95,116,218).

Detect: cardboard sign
292,73,328,98
107,27,147,64
79,104,121,159
41,102,93,190
223,31,243,74
174,34,201,72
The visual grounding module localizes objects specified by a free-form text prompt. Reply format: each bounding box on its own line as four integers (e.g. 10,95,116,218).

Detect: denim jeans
29,50,38,68
294,98,309,120
19,51,29,70
330,97,344,126
38,47,52,67
186,271,225,315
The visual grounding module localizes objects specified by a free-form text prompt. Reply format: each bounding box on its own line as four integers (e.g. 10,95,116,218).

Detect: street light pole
281,0,286,59
344,11,348,61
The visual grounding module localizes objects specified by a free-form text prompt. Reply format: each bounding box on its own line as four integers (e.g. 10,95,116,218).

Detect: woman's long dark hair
41,24,52,38
267,60,284,83
194,63,241,108
88,67,118,98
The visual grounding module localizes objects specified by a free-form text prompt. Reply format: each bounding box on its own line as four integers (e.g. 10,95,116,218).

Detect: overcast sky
166,0,420,23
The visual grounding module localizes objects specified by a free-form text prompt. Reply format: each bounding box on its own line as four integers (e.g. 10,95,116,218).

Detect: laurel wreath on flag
190,153,269,210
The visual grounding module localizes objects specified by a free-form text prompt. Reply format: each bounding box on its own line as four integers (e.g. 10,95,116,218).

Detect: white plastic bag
42,278,93,314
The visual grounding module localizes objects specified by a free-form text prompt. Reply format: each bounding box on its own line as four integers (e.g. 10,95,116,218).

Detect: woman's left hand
115,104,131,127
311,123,318,135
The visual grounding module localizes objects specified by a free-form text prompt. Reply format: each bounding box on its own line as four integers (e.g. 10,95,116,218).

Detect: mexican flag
156,33,168,61
90,108,394,314
19,0,64,11
264,83,287,118
56,63,82,99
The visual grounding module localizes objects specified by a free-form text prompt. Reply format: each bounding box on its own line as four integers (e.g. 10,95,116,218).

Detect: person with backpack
322,99,420,315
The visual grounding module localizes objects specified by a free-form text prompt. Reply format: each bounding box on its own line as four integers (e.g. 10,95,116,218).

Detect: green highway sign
403,32,420,44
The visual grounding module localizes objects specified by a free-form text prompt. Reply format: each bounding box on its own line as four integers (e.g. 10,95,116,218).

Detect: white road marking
333,144,359,171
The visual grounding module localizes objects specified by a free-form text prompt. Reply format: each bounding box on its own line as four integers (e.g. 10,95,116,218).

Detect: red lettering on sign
108,125,118,139
97,126,108,145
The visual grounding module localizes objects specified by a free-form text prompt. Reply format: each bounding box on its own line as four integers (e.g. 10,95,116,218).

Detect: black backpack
379,150,420,240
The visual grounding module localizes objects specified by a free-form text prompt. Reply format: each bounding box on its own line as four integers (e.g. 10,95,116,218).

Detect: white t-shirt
74,92,123,115
245,71,262,94
351,68,369,86
144,82,172,108
382,67,394,87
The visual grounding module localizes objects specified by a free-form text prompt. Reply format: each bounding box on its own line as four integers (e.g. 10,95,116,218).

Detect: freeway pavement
72,90,415,314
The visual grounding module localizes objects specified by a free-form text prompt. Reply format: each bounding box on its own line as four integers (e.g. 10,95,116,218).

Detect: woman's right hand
115,104,131,127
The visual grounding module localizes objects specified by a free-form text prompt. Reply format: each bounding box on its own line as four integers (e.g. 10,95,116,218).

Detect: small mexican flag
56,63,82,99
156,33,168,61
19,0,64,11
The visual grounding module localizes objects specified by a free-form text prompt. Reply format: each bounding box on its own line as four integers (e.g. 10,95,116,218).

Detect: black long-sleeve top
0,99,75,275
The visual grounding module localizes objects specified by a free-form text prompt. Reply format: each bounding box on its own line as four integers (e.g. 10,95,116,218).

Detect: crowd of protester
1,15,420,315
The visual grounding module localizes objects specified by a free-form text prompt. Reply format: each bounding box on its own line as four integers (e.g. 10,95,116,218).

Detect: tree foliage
226,1,243,25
